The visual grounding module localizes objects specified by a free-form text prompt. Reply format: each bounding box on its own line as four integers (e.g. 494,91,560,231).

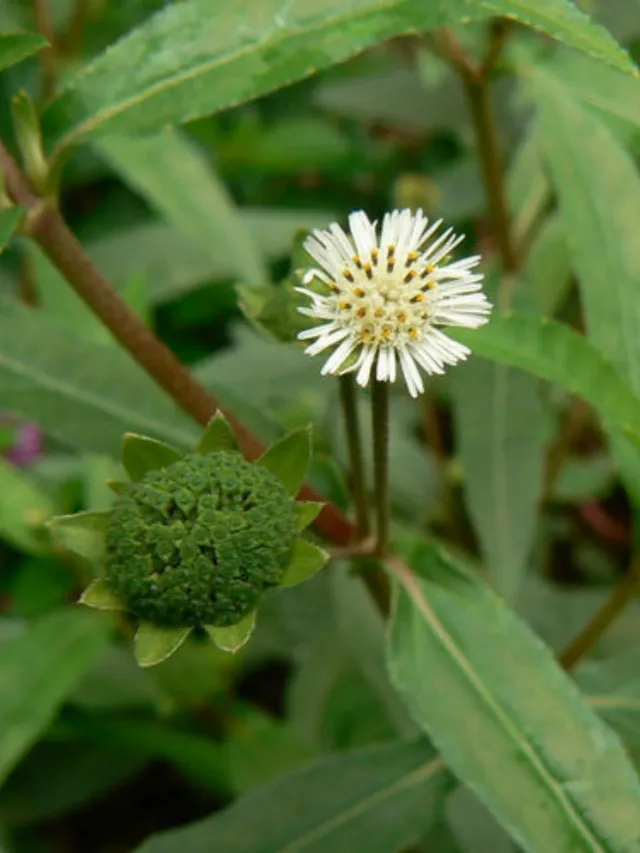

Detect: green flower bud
104,451,296,628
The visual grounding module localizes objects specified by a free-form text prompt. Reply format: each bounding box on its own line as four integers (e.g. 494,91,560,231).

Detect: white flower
296,209,491,398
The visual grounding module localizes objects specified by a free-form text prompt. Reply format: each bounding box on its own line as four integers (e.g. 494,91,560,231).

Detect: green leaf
331,564,419,739
206,611,256,653
578,652,640,764
452,284,546,601
122,432,183,481
48,510,110,564
63,717,230,794
0,207,22,253
0,298,198,456
44,0,633,157
257,427,311,496
524,213,572,316
452,313,640,431
0,32,48,72
0,608,110,786
87,211,335,306
134,623,192,668
387,538,640,852
95,131,269,286
294,501,324,531
280,539,329,587
535,51,640,131
134,739,448,853
225,705,315,795
530,68,640,501
197,411,237,454
79,579,125,611
0,741,144,824
0,458,53,555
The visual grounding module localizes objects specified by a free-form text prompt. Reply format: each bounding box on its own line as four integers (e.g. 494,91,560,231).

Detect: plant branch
559,558,640,670
437,23,517,274
0,139,355,546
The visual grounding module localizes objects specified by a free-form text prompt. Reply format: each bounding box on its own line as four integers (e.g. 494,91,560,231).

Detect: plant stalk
559,558,640,670
371,380,390,557
462,74,518,274
338,375,370,538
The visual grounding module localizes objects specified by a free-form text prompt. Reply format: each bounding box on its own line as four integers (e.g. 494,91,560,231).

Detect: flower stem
339,375,370,538
371,380,390,557
558,557,640,670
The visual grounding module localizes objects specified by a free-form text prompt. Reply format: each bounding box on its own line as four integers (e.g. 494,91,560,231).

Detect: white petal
355,346,377,387
349,211,377,258
398,346,424,397
321,335,359,375
305,326,351,356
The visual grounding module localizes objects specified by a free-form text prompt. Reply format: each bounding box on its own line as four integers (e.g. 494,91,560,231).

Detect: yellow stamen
356,307,367,318
363,263,373,280
370,247,379,263
403,270,417,283
406,251,420,266
343,268,354,282
352,254,362,268
353,287,366,298
410,293,424,303
339,301,352,310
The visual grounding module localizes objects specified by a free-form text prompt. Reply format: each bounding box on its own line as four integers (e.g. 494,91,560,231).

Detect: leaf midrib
393,561,605,852
280,755,445,852
54,0,631,153
0,351,195,448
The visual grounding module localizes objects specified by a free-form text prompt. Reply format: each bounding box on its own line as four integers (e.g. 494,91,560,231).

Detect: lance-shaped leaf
80,578,125,611
196,411,237,454
257,427,311,496
295,501,324,531
205,611,256,654
48,511,110,564
134,738,448,853
134,623,191,668
43,0,634,158
0,32,48,73
452,313,640,431
280,539,329,588
387,538,640,852
122,433,182,481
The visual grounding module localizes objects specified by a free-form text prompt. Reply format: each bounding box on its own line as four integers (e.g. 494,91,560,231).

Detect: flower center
331,245,438,345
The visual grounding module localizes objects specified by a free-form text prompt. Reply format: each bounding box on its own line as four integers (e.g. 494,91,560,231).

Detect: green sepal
121,433,183,481
197,411,237,454
48,510,110,564
134,622,192,668
295,501,324,531
280,538,329,587
106,479,128,495
80,578,125,611
205,611,256,653
257,426,311,496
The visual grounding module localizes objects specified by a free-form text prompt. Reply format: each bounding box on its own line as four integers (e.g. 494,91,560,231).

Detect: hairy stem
371,380,390,557
339,375,370,538
0,140,354,546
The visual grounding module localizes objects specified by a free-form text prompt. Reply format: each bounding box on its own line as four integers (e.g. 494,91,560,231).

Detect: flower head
48,416,328,667
296,209,491,397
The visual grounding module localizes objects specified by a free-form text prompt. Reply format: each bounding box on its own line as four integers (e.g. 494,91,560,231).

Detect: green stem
339,375,370,538
371,380,390,557
559,558,640,670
